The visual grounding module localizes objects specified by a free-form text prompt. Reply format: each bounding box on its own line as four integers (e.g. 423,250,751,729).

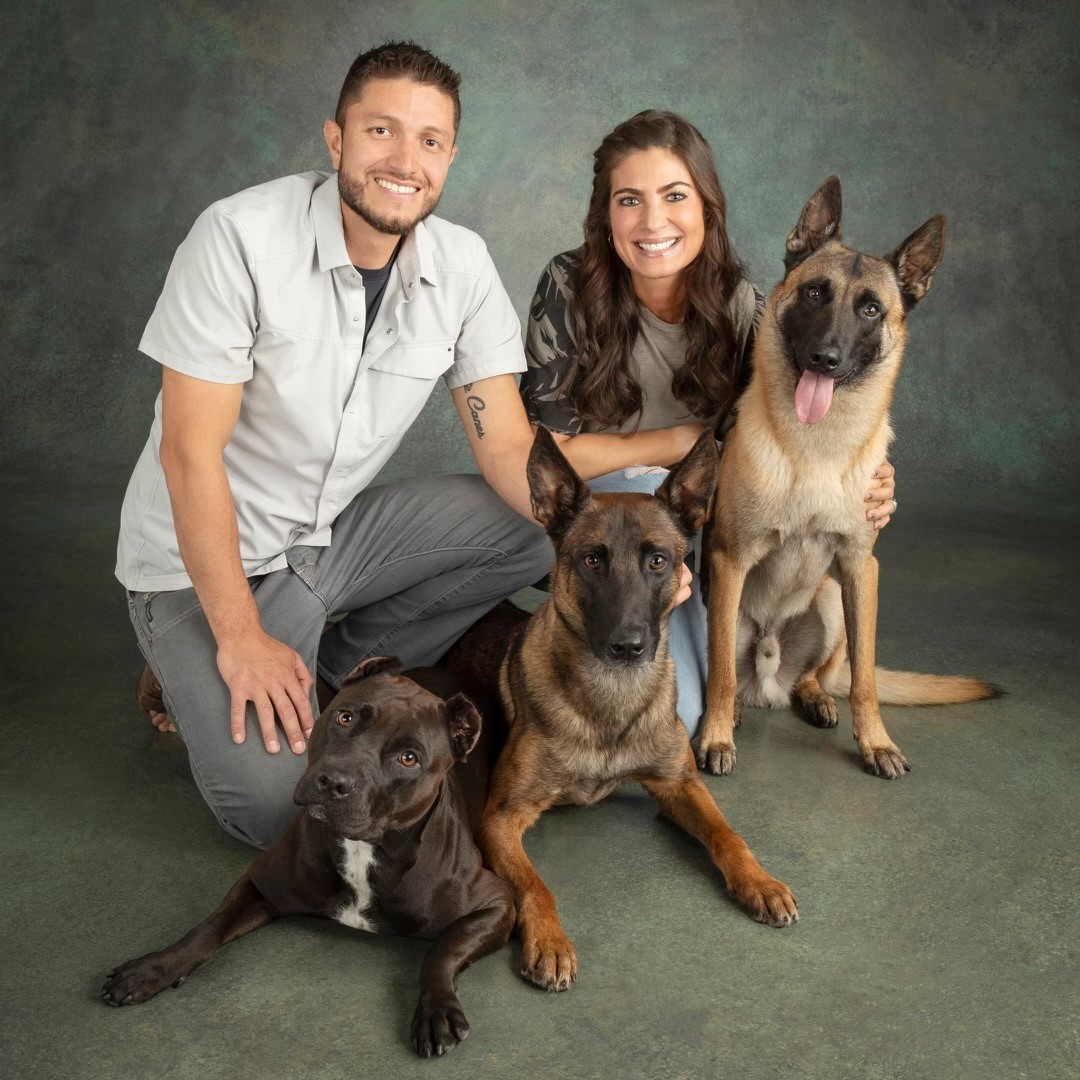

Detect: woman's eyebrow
612,180,692,197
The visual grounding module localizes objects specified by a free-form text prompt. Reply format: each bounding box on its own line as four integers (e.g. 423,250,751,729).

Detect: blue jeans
587,467,707,737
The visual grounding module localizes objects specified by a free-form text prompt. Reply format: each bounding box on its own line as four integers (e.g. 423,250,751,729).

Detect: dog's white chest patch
335,839,378,932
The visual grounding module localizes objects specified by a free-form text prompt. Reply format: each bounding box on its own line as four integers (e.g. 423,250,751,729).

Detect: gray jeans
126,474,551,850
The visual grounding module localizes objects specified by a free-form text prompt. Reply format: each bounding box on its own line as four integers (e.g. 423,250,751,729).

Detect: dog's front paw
860,741,910,779
411,997,469,1057
732,874,799,928
100,951,189,1007
520,931,577,991
696,739,737,776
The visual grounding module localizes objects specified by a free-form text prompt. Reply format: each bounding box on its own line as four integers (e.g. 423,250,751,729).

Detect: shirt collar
313,172,439,289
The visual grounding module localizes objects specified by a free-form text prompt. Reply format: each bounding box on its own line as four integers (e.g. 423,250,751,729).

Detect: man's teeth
636,239,678,252
376,178,418,194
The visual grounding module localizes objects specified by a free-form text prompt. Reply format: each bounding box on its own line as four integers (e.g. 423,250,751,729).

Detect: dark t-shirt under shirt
355,238,403,344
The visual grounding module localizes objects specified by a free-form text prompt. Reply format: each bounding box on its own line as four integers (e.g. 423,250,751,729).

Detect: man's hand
217,630,315,754
865,459,897,531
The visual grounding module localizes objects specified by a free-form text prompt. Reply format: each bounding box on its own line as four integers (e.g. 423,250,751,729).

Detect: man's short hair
335,41,462,134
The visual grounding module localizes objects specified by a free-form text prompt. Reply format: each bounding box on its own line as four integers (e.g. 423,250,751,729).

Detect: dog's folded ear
888,215,946,311
527,426,591,540
445,693,483,761
785,175,842,271
656,431,719,536
338,656,405,687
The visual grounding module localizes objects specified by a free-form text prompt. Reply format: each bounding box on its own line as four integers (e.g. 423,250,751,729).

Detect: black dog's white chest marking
335,839,378,932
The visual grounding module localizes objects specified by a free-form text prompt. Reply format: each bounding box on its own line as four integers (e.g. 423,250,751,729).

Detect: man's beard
338,168,440,236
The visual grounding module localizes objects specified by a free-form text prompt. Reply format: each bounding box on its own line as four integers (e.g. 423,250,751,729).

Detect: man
118,42,697,850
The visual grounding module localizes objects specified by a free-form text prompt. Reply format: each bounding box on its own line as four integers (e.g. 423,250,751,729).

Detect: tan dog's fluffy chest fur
700,176,994,780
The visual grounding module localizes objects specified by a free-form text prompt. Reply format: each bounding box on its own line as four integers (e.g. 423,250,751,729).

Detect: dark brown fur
464,429,797,993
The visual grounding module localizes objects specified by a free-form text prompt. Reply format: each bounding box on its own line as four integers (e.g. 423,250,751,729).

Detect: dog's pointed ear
445,693,482,762
527,426,591,539
888,215,946,311
338,656,404,687
785,176,842,271
656,431,719,536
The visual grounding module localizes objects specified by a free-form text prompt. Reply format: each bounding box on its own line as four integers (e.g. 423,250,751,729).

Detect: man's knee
209,783,298,851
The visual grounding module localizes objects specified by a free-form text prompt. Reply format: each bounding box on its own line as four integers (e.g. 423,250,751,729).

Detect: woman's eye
666,192,687,202
582,553,601,570
617,196,640,207
863,303,880,318
336,711,353,728
398,751,419,768
649,554,668,570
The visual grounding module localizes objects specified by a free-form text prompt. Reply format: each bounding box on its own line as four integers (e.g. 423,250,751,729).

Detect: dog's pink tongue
794,371,835,424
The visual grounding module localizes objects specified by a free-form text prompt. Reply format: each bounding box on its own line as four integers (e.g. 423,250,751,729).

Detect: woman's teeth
636,238,679,253
376,178,418,194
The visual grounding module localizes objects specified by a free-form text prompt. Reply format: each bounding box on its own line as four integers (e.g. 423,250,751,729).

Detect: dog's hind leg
790,576,845,728
640,750,798,927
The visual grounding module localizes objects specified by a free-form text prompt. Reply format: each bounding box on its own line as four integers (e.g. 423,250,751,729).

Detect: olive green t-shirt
520,250,764,436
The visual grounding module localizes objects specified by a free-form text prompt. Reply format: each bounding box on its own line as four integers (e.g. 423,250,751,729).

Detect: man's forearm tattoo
465,390,486,440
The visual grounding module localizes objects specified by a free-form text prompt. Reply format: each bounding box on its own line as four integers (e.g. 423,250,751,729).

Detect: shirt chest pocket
362,341,456,438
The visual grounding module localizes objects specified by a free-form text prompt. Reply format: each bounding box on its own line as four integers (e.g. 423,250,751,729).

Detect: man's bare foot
136,665,176,733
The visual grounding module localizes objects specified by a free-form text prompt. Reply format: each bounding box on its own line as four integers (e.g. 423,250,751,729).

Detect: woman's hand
675,561,693,605
866,460,897,530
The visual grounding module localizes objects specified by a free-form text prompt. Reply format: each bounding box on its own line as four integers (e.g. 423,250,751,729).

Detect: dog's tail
821,663,1003,706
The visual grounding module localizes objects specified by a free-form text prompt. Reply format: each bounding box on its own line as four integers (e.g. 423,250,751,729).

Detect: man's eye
336,711,353,728
649,553,668,570
372,127,390,136
582,553,601,570
424,139,440,149
398,751,419,768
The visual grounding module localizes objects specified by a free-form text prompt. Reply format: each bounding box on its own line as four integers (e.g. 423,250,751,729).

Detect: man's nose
385,139,418,178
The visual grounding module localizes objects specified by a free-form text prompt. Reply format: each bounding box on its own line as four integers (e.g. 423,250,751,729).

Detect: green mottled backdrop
3,0,1078,491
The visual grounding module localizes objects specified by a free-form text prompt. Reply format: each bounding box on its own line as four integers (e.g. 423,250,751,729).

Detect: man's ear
656,431,719,536
527,426,591,540
323,118,342,169
888,215,946,311
338,656,404,688
445,694,482,762
448,143,458,168
785,175,843,271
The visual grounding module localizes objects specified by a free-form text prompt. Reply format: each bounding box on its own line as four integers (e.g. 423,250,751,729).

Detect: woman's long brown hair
563,110,746,429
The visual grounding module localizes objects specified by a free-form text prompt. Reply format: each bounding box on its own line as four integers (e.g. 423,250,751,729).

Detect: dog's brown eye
862,302,880,318
582,553,601,570
805,285,821,301
398,751,419,768
336,711,353,728
649,554,668,570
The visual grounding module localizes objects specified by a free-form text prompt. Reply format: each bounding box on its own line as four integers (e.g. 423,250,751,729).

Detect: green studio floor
1,472,1076,1080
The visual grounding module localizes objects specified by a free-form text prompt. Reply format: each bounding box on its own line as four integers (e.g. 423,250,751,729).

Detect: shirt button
386,328,394,335
352,316,359,322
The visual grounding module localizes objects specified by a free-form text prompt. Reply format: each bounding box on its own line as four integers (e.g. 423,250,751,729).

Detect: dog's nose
809,347,841,372
315,770,356,800
607,629,646,662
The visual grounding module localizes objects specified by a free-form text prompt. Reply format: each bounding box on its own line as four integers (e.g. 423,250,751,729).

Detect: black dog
102,658,514,1058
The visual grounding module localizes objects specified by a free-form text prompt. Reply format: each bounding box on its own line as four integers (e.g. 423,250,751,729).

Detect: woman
519,110,896,734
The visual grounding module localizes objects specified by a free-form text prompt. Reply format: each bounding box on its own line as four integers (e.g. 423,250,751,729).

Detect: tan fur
701,185,994,779
475,434,798,992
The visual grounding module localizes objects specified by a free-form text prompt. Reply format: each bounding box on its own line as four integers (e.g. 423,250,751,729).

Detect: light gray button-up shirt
116,171,526,592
